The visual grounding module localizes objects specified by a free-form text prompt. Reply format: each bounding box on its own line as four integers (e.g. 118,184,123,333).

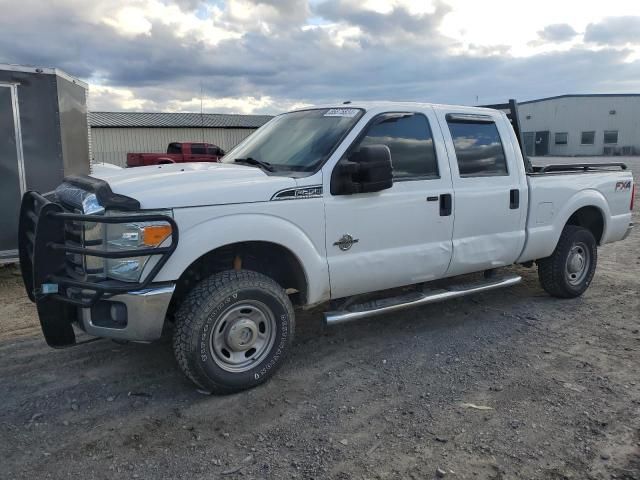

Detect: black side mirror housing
331,144,393,195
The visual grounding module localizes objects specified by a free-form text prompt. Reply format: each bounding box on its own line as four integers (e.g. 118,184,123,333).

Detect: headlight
83,210,173,283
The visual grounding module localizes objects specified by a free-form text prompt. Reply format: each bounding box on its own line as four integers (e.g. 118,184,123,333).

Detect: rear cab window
207,145,222,155
445,114,509,177
353,112,439,180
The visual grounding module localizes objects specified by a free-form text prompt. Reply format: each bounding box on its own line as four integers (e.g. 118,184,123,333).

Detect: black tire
173,270,295,394
537,225,597,298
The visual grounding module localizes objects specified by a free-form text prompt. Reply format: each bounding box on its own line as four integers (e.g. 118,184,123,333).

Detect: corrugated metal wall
90,127,256,166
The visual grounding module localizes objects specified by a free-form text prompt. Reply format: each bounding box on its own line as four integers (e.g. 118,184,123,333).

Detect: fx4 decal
615,180,631,191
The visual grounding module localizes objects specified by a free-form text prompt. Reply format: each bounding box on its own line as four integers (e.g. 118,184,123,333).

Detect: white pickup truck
19,101,635,393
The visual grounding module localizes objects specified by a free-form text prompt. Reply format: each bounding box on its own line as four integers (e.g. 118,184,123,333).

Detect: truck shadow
1,267,541,413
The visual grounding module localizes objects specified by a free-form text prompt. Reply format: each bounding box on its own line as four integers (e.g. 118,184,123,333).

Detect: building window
446,119,508,177
555,132,568,145
580,131,595,145
356,113,439,180
603,131,618,145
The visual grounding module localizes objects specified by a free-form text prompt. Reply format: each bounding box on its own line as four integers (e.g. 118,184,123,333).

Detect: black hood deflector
63,175,140,211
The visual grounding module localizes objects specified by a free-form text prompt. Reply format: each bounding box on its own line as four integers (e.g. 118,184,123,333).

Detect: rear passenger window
191,144,206,154
356,113,438,179
446,118,508,177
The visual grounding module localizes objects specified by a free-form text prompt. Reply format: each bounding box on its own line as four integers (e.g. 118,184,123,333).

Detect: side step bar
324,274,522,326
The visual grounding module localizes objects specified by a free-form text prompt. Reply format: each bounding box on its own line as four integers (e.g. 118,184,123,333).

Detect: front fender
154,211,331,305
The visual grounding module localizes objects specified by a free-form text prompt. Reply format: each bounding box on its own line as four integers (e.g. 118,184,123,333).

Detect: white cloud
102,0,241,45
440,0,640,57
3,0,640,114
103,6,153,37
303,23,363,48
89,84,153,111
168,95,275,113
89,84,308,114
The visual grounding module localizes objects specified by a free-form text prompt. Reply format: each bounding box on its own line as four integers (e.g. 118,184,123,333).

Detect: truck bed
519,164,634,263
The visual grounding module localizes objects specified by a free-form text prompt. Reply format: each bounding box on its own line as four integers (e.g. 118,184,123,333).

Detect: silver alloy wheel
565,241,591,286
209,301,276,373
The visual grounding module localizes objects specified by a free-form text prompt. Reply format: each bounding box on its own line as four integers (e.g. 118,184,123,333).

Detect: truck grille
19,187,178,309
63,213,105,280
54,183,106,281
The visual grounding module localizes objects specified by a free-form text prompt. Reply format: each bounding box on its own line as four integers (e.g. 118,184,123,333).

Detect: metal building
517,94,640,157
89,112,272,166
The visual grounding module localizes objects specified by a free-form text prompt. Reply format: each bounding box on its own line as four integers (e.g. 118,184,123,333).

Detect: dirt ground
1,158,639,480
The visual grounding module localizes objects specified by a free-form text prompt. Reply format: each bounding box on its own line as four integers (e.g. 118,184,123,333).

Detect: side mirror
330,144,393,195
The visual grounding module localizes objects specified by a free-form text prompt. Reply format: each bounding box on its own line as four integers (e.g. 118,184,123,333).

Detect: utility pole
200,81,205,144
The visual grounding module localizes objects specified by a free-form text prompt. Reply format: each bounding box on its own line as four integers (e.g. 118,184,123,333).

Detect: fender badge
615,180,631,191
334,234,359,251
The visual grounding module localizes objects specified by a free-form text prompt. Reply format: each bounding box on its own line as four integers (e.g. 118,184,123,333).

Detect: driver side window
355,113,439,180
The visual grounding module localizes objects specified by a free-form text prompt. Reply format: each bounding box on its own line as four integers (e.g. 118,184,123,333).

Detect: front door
324,109,454,299
435,109,527,276
535,131,549,156
0,84,25,254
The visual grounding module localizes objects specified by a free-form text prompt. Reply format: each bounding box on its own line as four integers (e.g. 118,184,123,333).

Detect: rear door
523,132,535,157
186,143,208,162
324,108,455,298
535,131,549,156
0,84,25,255
435,109,527,276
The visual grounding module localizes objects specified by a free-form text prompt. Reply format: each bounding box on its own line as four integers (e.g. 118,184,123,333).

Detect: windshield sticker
324,108,360,118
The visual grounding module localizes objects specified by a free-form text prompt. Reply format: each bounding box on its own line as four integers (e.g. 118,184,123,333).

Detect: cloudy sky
1,0,640,114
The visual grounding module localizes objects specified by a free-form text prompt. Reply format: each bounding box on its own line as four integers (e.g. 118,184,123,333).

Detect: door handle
510,189,520,209
439,193,452,216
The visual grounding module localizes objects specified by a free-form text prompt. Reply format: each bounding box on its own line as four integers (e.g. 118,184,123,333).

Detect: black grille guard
18,190,178,347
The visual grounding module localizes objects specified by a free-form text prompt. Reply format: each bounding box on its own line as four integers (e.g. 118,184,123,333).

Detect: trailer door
0,84,25,256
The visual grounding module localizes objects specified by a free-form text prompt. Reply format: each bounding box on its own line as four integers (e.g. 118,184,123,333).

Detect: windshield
223,108,364,173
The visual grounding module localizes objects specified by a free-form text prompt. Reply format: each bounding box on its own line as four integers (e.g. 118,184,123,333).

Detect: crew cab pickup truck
19,101,635,394
126,142,224,167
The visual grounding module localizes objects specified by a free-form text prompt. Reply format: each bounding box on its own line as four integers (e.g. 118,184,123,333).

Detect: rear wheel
173,270,295,394
537,225,597,298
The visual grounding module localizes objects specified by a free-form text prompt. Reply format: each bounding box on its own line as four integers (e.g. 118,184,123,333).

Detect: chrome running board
324,274,522,326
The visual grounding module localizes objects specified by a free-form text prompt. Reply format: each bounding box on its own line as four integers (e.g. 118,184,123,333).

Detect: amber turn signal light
142,224,172,247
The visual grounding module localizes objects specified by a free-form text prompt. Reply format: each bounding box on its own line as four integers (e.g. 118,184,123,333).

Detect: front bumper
18,185,178,347
78,285,175,342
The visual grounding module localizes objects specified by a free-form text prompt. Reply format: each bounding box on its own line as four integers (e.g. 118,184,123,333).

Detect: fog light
110,303,127,326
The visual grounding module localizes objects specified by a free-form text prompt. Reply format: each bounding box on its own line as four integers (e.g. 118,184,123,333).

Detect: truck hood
92,162,297,209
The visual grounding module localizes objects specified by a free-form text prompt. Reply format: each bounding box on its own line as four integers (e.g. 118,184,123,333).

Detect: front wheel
537,225,597,298
173,270,295,394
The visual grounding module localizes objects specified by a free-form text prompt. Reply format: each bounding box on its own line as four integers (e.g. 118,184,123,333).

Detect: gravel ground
0,157,638,480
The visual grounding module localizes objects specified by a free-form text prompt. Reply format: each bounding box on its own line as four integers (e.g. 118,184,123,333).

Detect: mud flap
36,297,77,348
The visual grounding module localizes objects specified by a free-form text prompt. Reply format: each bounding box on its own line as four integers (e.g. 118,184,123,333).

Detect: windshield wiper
234,157,274,172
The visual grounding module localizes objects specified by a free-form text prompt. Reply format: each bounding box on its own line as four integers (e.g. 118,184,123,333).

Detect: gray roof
520,93,640,105
89,111,273,129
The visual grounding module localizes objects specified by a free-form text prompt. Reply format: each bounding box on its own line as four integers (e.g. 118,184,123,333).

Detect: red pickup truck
126,142,225,167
